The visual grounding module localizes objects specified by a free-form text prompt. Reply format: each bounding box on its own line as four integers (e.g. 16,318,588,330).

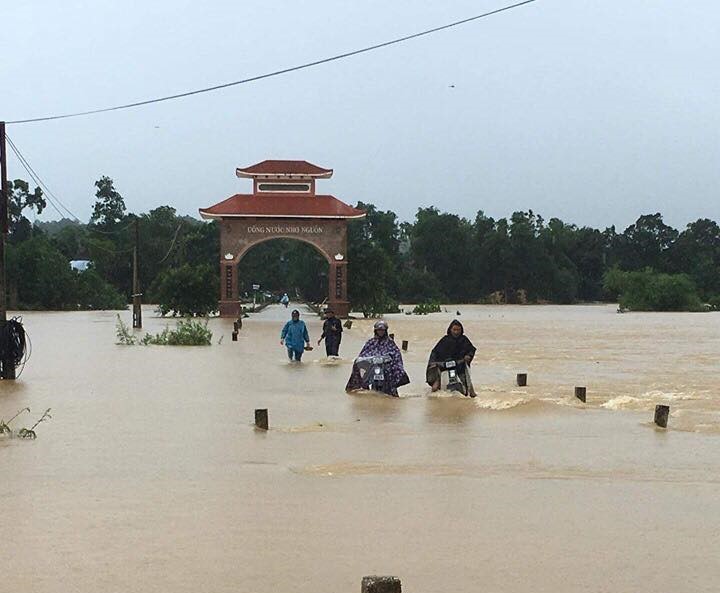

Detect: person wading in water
280,309,310,362
317,309,343,357
426,319,477,397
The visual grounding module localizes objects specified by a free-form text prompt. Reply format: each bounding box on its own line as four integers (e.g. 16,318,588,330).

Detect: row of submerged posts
236,315,670,430
253,379,669,431
514,372,671,428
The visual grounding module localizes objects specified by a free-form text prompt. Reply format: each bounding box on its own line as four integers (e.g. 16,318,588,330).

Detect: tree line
348,203,720,312
6,177,720,313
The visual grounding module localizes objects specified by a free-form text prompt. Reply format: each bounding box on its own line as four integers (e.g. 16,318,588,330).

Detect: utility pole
0,121,16,379
132,217,142,328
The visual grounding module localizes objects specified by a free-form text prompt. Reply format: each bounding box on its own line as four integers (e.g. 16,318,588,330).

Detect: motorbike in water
353,355,396,396
434,359,474,397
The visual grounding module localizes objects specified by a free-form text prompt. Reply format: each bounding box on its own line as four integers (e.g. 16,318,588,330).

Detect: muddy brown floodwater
1,303,719,593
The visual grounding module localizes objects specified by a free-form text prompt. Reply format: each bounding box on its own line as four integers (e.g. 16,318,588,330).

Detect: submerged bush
142,318,212,346
115,315,137,345
412,301,442,315
604,268,705,312
116,315,212,346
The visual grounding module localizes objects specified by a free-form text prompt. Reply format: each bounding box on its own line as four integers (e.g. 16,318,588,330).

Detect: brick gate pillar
219,261,241,317
328,261,350,318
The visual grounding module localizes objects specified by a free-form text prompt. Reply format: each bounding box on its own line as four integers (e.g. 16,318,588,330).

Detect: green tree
347,202,402,314
6,236,76,309
52,223,89,260
152,264,218,316
604,268,704,312
7,179,46,243
475,217,513,301
613,213,678,271
567,226,607,301
90,176,126,229
86,233,133,297
668,218,720,299
76,268,127,310
409,207,472,302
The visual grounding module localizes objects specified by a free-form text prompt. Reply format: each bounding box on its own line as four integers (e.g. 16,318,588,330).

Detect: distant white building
70,260,91,272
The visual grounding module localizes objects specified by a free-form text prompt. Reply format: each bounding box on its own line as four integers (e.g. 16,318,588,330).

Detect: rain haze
3,0,719,230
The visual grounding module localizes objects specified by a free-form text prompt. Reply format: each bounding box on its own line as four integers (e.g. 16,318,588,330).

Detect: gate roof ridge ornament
200,160,365,220
236,159,333,179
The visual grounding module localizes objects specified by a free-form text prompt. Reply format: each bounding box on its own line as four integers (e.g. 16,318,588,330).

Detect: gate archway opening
199,160,365,317
237,238,329,304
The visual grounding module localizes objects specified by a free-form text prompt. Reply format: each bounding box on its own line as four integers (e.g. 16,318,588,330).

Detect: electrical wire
7,0,537,125
7,137,181,260
157,221,184,264
6,134,136,236
5,135,73,221
85,237,134,255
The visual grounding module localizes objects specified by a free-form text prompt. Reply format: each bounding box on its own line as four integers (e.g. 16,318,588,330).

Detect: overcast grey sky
3,0,719,230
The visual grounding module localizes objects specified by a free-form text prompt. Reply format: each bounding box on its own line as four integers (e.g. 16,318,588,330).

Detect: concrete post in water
654,405,669,428
401,340,408,351
516,373,527,387
361,576,401,593
575,386,587,402
254,409,268,430
232,331,238,342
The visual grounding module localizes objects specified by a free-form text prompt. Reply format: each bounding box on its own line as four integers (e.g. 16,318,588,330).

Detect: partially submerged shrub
116,315,212,346
604,268,705,312
116,315,137,345
142,318,212,346
359,294,401,318
18,408,52,439
412,301,442,315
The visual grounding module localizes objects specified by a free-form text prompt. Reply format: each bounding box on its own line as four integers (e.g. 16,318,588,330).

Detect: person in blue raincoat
280,309,310,362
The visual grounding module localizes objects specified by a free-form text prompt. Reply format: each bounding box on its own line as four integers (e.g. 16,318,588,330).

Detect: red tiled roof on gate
236,160,333,178
199,194,365,220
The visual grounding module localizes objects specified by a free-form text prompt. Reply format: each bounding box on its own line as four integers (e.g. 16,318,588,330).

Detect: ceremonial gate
199,160,365,318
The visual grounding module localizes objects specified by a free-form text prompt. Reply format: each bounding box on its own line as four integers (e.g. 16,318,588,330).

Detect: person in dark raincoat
426,319,477,396
280,309,310,362
345,320,409,396
317,309,343,357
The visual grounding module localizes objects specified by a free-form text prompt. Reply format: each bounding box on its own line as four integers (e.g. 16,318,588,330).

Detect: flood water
1,303,719,592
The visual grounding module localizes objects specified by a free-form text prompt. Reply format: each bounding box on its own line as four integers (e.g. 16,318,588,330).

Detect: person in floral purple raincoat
345,320,410,396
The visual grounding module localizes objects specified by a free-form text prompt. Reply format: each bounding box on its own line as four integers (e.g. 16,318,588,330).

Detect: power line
7,0,537,125
5,135,73,221
6,134,134,235
158,221,184,264
7,137,187,260
85,238,134,255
